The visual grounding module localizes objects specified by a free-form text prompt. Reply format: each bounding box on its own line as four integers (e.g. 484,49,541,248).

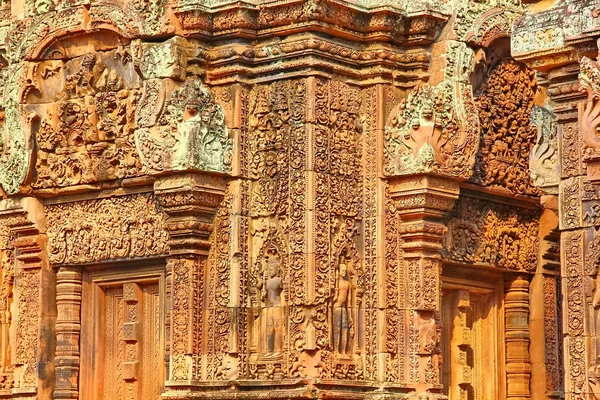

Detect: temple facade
0,0,597,398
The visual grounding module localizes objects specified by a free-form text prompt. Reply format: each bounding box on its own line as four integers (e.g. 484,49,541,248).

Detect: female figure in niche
332,261,354,357
260,250,284,358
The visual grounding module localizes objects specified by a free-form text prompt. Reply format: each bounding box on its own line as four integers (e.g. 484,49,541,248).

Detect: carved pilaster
155,173,227,388
0,197,54,399
388,175,459,397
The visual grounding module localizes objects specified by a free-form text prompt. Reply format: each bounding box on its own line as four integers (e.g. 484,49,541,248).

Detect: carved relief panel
26,50,143,189
443,196,540,272
0,230,14,394
473,59,540,196
238,77,367,380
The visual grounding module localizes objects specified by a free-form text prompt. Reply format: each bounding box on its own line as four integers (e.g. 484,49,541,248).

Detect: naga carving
580,56,600,160
0,64,32,195
529,101,558,193
384,83,474,178
384,41,480,180
135,77,232,174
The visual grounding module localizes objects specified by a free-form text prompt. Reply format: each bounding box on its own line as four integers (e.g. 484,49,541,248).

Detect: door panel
81,269,165,400
441,287,500,400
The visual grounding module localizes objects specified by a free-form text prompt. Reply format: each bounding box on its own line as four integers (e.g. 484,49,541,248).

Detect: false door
441,281,503,400
81,268,165,400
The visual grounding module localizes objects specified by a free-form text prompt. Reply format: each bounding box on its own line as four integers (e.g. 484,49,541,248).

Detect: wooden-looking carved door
441,277,504,400
81,267,165,400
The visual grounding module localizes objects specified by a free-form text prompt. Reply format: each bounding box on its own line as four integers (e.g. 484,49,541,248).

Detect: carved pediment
473,59,540,196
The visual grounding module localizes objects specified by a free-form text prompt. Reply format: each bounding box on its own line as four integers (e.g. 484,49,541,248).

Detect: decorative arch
8,5,137,63
463,8,520,48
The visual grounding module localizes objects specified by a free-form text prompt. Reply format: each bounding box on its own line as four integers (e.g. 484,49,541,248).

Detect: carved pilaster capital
155,172,228,255
0,197,46,269
388,175,460,220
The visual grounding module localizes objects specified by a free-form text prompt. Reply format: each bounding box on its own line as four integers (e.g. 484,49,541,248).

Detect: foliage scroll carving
443,197,539,271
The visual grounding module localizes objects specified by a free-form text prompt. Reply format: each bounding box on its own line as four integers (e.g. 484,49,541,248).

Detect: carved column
504,274,531,400
529,202,562,400
528,75,563,400
155,173,228,389
549,63,588,399
388,175,459,397
53,266,82,399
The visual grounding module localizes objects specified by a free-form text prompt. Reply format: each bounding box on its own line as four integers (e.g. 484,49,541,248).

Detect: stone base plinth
162,380,446,400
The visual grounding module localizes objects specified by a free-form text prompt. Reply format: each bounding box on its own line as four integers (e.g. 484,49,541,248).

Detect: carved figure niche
249,240,287,361
331,252,357,358
330,222,364,369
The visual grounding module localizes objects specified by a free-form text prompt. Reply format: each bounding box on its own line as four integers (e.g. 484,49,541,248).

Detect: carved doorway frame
79,261,166,400
441,264,506,400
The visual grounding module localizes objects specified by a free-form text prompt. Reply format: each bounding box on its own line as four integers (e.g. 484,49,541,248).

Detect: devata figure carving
260,249,284,358
332,260,355,357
